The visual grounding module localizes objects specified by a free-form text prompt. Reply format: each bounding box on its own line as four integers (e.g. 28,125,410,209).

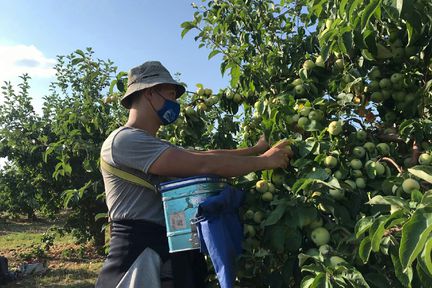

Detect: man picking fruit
96,61,293,288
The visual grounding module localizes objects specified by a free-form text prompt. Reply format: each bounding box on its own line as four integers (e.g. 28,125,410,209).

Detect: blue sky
0,0,228,114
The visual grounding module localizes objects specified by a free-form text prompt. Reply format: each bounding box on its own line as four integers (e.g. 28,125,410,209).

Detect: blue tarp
195,185,245,288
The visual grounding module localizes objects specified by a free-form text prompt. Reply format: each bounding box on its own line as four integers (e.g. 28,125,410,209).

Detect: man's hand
261,139,293,169
254,135,270,154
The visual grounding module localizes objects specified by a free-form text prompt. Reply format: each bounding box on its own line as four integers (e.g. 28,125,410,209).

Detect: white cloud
0,44,56,83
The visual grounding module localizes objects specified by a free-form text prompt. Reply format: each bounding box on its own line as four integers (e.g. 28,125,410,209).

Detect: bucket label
170,211,187,230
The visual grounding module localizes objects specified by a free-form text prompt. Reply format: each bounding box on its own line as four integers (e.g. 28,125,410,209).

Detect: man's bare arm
148,140,291,178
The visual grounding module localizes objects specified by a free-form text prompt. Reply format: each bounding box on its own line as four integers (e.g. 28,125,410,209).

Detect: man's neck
125,116,160,136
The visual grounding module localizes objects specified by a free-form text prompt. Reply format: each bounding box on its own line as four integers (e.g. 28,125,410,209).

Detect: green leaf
180,21,195,38
348,0,363,23
208,50,221,60
355,216,374,238
310,272,331,288
359,237,372,263
367,195,409,210
264,202,287,226
116,80,125,93
361,0,382,33
421,190,432,206
391,247,413,287
416,261,432,288
71,58,84,65
75,49,85,57
408,165,432,184
305,168,329,181
63,189,78,208
230,64,241,88
400,207,432,271
396,0,403,16
264,224,288,252
293,178,314,193
95,212,108,221
369,215,387,252
301,275,315,288
420,236,432,276
411,190,423,204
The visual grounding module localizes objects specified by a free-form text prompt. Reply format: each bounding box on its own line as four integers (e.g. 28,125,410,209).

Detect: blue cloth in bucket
195,185,245,288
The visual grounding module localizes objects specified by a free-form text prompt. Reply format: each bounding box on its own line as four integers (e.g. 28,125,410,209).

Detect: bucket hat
120,61,186,109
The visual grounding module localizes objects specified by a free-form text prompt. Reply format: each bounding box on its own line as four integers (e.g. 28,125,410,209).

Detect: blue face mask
152,90,180,125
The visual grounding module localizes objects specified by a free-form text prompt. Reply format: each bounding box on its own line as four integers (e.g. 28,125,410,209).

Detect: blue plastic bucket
159,176,228,253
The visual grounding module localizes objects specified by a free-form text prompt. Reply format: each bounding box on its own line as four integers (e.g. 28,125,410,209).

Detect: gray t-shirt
100,126,175,225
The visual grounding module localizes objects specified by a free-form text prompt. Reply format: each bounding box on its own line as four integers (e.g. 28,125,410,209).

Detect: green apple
303,59,315,70
350,159,363,170
256,180,269,193
419,153,432,165
405,93,417,103
267,183,276,193
315,55,325,68
292,78,303,86
299,106,312,116
196,87,205,96
391,73,404,84
206,95,219,106
333,170,344,180
353,146,366,158
381,89,392,100
185,106,195,116
308,110,324,121
329,188,345,200
368,80,380,92
253,211,264,223
244,209,254,220
351,169,363,178
402,178,420,194
297,116,310,128
311,227,330,246
272,171,285,186
392,91,406,102
371,91,383,102
261,192,273,202
324,156,338,168
363,142,376,153
374,162,386,175
379,78,392,90
204,88,213,96
197,102,207,111
233,93,243,103
225,90,234,99
355,177,367,189
245,224,256,237
369,67,381,79
328,121,343,136
294,84,306,95
356,130,367,141
376,143,390,155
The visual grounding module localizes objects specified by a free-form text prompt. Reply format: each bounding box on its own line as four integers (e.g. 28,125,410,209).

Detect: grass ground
0,213,105,287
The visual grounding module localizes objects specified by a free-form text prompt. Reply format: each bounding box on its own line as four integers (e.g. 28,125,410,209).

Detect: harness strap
100,158,157,192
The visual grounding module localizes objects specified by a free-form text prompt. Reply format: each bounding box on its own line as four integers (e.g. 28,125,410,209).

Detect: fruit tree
172,0,432,286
